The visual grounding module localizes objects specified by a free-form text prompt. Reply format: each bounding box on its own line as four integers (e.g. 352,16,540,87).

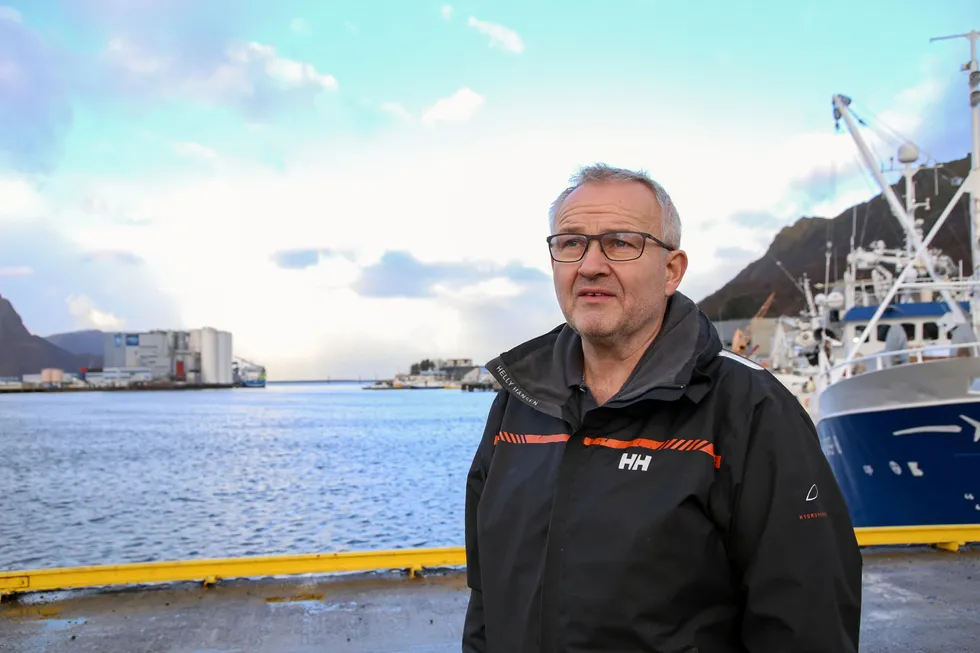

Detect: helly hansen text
619,453,651,471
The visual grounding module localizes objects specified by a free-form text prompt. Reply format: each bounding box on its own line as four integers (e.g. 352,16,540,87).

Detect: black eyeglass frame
545,231,676,262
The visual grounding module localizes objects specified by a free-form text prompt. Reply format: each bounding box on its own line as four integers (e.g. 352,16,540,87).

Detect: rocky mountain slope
45,329,105,359
697,155,974,320
0,296,100,377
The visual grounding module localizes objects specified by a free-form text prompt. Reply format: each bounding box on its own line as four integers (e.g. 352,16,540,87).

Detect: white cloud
289,18,311,35
171,141,218,160
36,54,960,380
421,87,485,125
67,294,125,330
0,5,22,23
0,266,33,278
441,5,453,20
103,38,338,109
226,42,337,90
381,101,413,122
105,37,173,75
0,177,46,221
433,277,525,301
467,16,524,54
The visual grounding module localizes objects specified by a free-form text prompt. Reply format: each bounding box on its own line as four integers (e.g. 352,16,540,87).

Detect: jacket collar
487,291,723,420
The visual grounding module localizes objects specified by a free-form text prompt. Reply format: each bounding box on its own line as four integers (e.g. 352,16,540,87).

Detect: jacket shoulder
707,349,805,412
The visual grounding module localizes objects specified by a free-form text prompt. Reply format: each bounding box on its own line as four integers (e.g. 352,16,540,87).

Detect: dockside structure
103,327,233,386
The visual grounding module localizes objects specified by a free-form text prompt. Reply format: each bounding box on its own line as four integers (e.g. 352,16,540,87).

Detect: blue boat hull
817,401,980,528
239,379,266,388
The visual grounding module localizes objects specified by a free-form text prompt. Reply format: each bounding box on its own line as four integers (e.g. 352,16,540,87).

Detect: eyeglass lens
549,232,646,261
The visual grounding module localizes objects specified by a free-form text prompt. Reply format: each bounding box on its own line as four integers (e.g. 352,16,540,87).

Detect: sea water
0,382,496,570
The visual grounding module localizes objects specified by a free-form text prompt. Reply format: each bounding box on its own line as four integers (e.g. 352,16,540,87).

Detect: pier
2,527,979,652
0,382,236,394
460,381,497,392
1,547,978,652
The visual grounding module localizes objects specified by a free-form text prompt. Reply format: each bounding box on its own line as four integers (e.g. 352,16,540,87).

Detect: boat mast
832,96,967,319
828,32,980,368
930,30,980,276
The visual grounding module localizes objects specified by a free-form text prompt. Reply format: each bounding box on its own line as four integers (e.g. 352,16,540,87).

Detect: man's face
550,181,688,344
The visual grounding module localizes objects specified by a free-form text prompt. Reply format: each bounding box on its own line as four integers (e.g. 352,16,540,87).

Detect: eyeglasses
545,231,675,262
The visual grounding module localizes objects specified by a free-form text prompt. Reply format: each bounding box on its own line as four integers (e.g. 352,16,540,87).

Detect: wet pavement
1,546,978,652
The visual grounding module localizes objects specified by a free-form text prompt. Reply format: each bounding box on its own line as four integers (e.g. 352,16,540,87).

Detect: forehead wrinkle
555,201,658,233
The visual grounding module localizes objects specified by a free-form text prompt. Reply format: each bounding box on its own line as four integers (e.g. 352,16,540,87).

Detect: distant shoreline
0,383,237,394
268,379,381,384
0,379,446,393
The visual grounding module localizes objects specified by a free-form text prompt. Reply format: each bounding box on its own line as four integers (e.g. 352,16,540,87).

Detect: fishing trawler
232,358,267,388
799,31,980,529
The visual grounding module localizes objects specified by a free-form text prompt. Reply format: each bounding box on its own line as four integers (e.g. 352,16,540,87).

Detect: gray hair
548,163,681,249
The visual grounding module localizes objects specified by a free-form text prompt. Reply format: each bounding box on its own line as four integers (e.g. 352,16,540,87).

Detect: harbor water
0,382,495,571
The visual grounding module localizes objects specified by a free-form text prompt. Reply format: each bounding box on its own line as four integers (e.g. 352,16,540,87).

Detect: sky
0,0,977,380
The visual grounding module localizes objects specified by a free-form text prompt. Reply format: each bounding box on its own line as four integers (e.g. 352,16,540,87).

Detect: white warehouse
103,327,234,386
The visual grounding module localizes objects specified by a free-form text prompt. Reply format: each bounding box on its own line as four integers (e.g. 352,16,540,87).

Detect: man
462,164,863,652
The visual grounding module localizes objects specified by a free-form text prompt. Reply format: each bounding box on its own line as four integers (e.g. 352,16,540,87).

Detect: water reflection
0,382,494,570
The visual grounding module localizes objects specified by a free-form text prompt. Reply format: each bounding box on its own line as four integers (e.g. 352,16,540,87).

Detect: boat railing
819,340,980,386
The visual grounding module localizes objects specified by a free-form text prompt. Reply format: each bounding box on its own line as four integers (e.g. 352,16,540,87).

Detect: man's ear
664,249,688,296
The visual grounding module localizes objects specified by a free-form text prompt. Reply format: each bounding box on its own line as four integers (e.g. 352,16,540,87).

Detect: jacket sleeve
462,389,508,653
727,386,863,653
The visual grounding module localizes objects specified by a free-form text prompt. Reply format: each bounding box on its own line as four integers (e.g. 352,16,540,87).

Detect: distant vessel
233,358,266,388
792,30,980,529
363,377,449,390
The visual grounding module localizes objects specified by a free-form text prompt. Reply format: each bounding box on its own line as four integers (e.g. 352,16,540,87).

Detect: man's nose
578,239,609,276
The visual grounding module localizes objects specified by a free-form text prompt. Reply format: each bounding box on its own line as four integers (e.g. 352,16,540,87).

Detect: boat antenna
769,256,807,296
930,29,980,276
824,240,832,296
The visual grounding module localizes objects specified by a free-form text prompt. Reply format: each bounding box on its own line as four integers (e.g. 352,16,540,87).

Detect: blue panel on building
126,334,140,346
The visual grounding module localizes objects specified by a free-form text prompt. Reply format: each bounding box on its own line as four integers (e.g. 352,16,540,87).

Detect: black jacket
462,292,862,653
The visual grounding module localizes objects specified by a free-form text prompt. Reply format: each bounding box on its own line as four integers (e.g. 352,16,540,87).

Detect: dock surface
2,546,978,652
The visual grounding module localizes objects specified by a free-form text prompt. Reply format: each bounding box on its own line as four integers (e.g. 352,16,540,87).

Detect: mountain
697,155,974,320
46,329,105,358
0,295,98,377
44,329,104,369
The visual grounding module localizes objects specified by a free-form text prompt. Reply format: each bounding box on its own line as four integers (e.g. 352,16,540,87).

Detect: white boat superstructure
789,29,980,529
812,28,980,402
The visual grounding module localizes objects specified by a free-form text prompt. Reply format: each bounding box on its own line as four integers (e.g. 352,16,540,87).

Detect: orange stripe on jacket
584,436,721,468
583,436,669,450
493,432,570,445
492,432,721,468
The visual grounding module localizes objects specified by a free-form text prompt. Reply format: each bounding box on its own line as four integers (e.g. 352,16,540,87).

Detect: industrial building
0,327,265,393
102,327,234,386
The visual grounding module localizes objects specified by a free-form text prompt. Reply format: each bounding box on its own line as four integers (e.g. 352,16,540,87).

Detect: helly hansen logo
495,365,539,407
584,436,722,469
619,453,651,471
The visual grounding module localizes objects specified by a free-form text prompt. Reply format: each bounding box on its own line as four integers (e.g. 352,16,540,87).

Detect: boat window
853,324,865,343
923,321,939,340
877,324,890,342
902,323,915,340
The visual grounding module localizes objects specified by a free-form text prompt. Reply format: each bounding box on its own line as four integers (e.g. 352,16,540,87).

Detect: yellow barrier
0,546,466,599
1,526,977,599
854,524,980,552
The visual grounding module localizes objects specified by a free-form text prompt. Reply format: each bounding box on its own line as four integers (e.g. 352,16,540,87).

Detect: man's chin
570,319,620,341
